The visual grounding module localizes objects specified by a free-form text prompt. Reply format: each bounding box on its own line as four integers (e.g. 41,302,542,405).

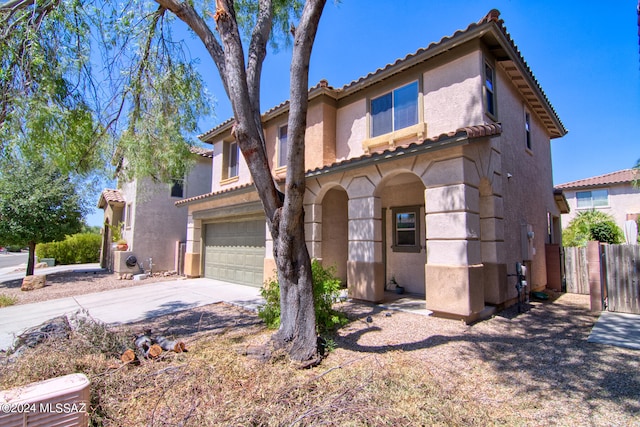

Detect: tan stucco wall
423,48,484,136
320,188,348,284
335,98,367,161
492,58,559,294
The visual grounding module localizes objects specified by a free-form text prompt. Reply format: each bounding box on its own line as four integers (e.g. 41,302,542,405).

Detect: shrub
589,221,623,244
0,294,17,307
563,210,623,246
259,260,348,335
36,233,101,264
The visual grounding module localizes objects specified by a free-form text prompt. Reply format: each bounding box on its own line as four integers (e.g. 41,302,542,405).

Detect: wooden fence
564,246,589,294
602,244,640,314
564,243,640,314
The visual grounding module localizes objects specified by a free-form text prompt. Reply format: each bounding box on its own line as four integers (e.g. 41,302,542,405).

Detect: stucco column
424,176,484,319
347,195,384,302
184,214,202,277
304,202,322,260
480,192,507,305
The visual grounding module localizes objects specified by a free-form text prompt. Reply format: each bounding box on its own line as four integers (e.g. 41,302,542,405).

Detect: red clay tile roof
97,189,125,208
555,169,640,190
177,123,502,207
189,146,214,158
198,9,565,143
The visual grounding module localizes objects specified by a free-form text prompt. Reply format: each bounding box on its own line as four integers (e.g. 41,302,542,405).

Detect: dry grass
0,289,638,426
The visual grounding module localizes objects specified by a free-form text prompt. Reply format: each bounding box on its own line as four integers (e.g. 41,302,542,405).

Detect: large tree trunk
26,241,36,276
270,0,325,365
157,0,326,364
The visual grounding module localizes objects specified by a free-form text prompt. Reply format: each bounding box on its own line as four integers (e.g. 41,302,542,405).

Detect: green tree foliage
36,233,101,264
0,0,210,182
259,260,348,335
0,157,86,274
562,210,624,247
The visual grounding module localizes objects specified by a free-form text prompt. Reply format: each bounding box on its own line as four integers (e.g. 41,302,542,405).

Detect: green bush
36,233,101,264
589,221,623,244
563,210,623,247
259,260,348,335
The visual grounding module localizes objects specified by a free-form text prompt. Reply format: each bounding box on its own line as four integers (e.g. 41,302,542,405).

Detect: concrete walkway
0,278,264,351
588,310,640,351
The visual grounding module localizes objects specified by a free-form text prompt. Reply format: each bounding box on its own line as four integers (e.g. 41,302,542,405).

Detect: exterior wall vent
0,373,90,427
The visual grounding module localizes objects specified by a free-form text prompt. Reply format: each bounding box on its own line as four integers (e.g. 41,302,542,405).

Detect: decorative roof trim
97,189,125,209
555,169,640,190
178,123,502,207
198,10,565,143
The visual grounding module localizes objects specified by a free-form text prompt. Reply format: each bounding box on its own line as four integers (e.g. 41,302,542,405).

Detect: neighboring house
98,147,213,273
176,10,567,321
555,169,640,230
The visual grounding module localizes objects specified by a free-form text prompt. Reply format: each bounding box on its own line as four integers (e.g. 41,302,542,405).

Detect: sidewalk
0,278,264,351
0,263,102,283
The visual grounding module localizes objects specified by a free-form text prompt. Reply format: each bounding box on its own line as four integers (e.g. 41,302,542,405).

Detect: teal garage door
203,219,265,287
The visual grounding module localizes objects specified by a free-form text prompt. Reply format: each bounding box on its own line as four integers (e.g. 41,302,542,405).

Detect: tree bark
26,241,36,276
155,0,327,364
270,0,326,365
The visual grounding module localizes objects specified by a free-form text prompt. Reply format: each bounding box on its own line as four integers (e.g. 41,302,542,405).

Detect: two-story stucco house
176,10,567,321
98,147,213,274
555,169,640,234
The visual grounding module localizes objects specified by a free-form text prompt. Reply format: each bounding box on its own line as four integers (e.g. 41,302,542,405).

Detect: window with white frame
576,189,609,209
392,206,421,253
525,111,532,150
370,81,419,138
484,62,496,117
277,124,288,168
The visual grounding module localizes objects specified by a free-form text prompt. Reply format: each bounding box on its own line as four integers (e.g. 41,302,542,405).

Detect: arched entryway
376,172,427,295
320,186,349,284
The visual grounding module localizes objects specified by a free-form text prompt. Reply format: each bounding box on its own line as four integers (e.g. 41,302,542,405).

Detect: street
0,252,27,269
0,252,28,276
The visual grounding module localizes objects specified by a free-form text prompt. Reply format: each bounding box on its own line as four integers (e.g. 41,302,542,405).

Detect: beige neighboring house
176,10,567,321
98,147,213,273
555,169,640,231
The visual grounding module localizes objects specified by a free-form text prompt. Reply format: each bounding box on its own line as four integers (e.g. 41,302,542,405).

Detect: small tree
0,158,85,275
563,210,623,246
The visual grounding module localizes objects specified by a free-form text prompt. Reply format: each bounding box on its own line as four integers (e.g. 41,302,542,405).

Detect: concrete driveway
0,278,264,351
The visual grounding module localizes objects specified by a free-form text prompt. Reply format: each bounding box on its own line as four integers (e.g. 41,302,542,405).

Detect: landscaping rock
21,275,47,291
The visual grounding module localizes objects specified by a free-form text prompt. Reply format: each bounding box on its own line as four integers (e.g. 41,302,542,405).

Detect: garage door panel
204,219,265,287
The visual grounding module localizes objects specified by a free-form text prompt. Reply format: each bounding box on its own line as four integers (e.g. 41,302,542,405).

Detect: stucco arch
376,171,427,295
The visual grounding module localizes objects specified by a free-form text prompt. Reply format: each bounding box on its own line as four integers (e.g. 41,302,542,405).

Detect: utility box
0,373,90,427
113,251,139,275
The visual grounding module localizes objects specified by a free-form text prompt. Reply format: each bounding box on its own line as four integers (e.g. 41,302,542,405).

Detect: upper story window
170,179,184,198
277,124,288,168
124,203,132,229
525,111,532,150
576,189,609,209
370,81,419,138
224,140,239,179
484,62,496,117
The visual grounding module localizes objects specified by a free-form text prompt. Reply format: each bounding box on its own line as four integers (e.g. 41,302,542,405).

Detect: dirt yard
0,270,638,426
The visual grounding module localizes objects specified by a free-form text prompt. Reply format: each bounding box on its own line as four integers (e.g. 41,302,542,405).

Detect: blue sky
86,0,640,226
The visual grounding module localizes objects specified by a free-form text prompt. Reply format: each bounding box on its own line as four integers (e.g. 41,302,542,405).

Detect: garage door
203,219,265,287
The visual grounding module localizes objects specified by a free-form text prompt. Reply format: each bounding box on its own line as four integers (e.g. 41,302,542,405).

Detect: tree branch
246,0,273,149
153,0,229,96
282,0,326,236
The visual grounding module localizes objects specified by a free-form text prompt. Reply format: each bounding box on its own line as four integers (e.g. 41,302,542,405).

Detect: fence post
586,241,603,312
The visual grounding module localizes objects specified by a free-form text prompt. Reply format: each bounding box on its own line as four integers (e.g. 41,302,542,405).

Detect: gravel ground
1,270,638,425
